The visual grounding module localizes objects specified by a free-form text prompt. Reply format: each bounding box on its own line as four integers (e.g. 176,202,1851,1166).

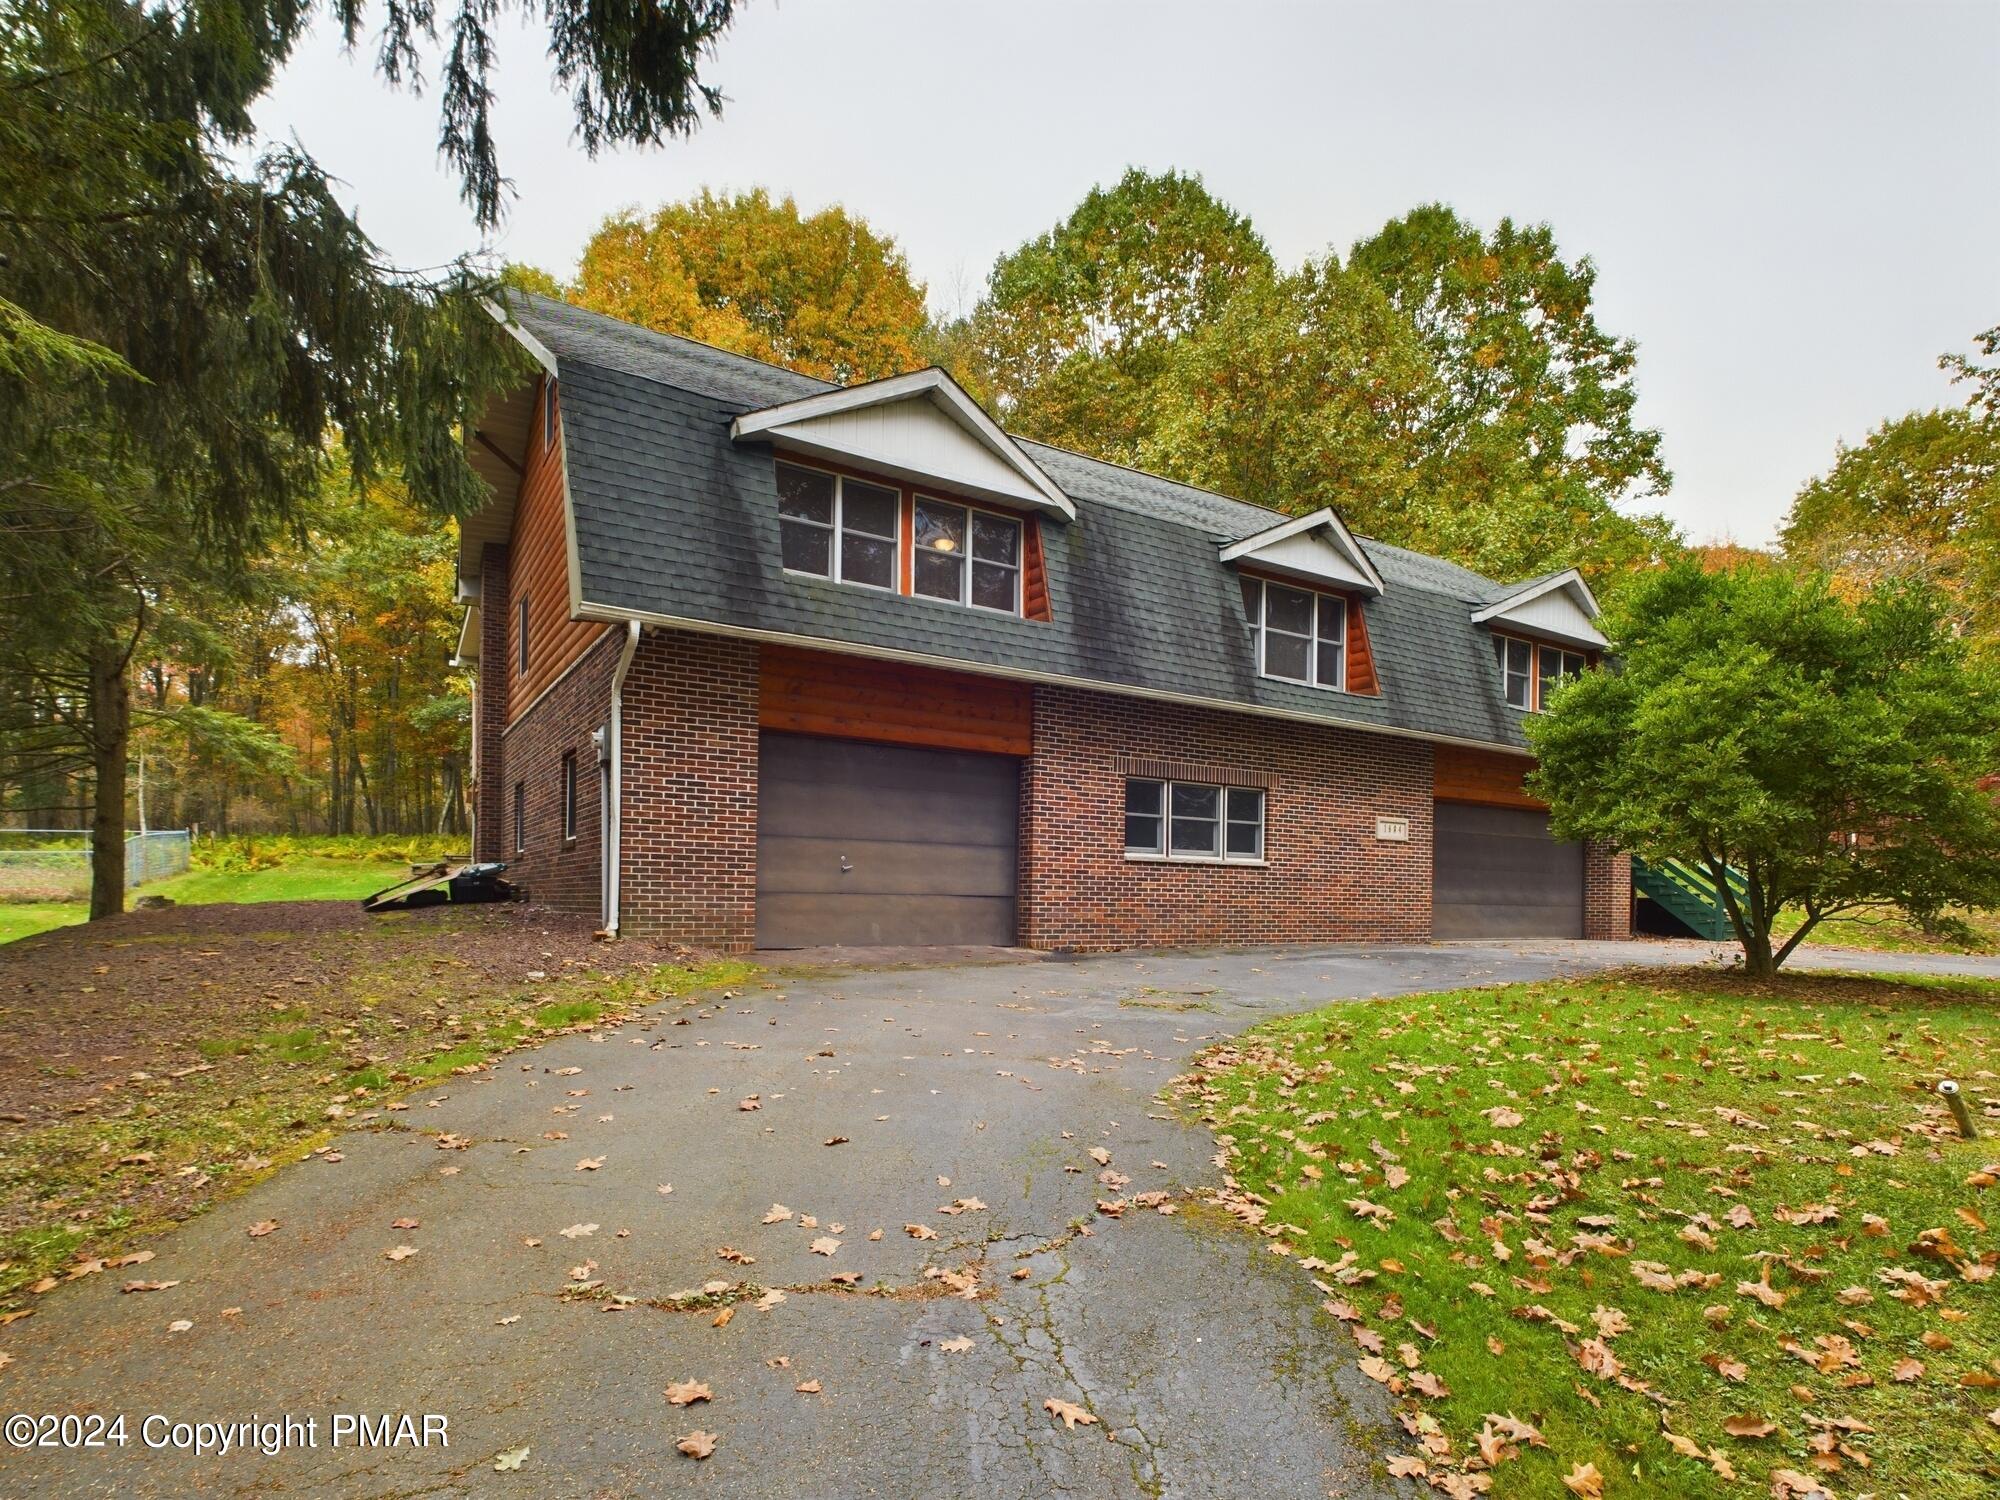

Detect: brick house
453,294,1630,953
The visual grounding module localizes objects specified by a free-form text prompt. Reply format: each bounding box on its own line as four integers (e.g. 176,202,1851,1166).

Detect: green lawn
144,857,415,905
1781,905,1999,956
0,859,418,945
1181,972,2000,1497
0,902,87,946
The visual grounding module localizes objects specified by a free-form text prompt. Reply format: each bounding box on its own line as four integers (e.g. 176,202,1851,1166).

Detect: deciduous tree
1781,328,2000,656
1526,561,2000,975
947,168,1272,460
570,189,929,382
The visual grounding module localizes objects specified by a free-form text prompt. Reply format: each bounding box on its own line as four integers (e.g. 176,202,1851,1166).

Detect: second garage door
756,733,1019,948
1433,802,1584,939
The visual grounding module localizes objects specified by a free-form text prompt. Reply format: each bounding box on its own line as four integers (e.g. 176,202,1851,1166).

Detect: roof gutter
600,620,643,936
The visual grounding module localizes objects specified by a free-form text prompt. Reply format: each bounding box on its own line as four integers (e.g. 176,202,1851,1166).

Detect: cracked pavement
8,937,1997,1497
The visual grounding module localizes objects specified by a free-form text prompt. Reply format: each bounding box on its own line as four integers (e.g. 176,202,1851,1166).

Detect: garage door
1433,802,1584,939
757,734,1019,948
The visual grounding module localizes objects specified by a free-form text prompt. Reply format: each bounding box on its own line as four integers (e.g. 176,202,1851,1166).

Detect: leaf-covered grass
0,954,756,1301
1778,905,1999,957
1180,972,2000,1498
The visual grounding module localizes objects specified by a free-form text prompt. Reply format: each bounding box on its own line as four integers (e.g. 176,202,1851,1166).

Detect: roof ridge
510,290,839,392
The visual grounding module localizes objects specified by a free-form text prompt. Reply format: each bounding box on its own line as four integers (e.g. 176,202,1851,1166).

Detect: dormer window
778,461,898,590
1494,633,1586,711
1241,576,1346,691
914,498,1021,614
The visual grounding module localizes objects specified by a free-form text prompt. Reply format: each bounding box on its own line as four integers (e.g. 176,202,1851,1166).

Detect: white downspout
603,620,642,935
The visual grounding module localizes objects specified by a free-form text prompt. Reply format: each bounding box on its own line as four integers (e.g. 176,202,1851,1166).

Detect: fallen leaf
1043,1397,1098,1430
810,1237,841,1257
1089,1147,1112,1165
166,1319,193,1333
794,1378,822,1394
558,1223,598,1240
492,1446,530,1472
384,1245,418,1262
761,1204,793,1224
121,1279,180,1293
1483,1106,1525,1129
665,1379,712,1407
939,1336,974,1353
247,1220,278,1238
676,1431,717,1460
391,1217,420,1230
904,1223,937,1241
1561,1461,1603,1497
1722,1413,1777,1439
575,1156,604,1171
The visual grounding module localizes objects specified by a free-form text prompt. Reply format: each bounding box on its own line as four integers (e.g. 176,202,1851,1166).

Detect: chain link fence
0,830,191,903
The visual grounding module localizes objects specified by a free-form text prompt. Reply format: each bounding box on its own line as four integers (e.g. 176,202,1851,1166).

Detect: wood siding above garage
759,645,1033,756
1434,743,1547,811
506,376,607,725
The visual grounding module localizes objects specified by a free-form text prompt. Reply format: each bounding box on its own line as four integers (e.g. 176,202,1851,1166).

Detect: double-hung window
776,461,899,590
1537,645,1587,706
913,498,1021,613
1495,635,1534,709
1242,578,1346,690
1493,635,1586,711
1124,778,1266,863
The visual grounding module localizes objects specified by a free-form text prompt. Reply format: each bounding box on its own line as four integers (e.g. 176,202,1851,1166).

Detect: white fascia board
451,603,479,666
1470,570,1607,647
731,367,1076,521
1218,508,1386,595
482,296,559,377
1469,568,1600,622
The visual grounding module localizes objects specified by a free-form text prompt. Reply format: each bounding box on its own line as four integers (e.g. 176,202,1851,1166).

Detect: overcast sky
256,1,1998,546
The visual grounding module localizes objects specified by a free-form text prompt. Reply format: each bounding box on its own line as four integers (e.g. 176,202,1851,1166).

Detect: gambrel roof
464,293,1607,754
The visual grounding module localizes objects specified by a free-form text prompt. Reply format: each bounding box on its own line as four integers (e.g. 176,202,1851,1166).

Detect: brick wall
1018,685,1435,951
1584,841,1633,941
494,628,622,917
618,629,760,949
471,544,510,864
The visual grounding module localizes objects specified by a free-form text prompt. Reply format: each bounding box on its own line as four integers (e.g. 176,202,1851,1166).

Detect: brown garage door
1433,802,1584,939
756,733,1019,948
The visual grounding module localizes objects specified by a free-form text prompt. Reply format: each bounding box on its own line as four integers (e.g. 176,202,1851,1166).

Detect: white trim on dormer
731,368,1076,522
1218,509,1385,596
1469,568,1607,648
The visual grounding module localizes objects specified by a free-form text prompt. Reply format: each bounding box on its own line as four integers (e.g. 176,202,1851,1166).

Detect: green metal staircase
1631,857,1743,941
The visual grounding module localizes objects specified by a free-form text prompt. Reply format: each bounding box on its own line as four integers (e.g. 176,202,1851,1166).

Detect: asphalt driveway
5,938,1996,1497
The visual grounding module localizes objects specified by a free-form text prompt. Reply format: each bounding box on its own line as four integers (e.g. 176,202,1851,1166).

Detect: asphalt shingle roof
506,293,1537,752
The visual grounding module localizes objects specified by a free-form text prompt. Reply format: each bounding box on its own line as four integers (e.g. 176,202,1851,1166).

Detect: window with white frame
776,461,898,590
1537,644,1587,706
1241,577,1346,690
1124,778,1266,862
1493,634,1587,711
913,497,1021,614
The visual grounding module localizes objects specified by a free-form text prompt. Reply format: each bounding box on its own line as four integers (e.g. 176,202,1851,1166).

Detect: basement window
561,751,578,843
777,461,898,590
1124,779,1265,864
512,781,525,854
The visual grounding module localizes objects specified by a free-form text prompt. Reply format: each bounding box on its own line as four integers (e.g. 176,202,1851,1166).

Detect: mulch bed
0,900,695,1125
